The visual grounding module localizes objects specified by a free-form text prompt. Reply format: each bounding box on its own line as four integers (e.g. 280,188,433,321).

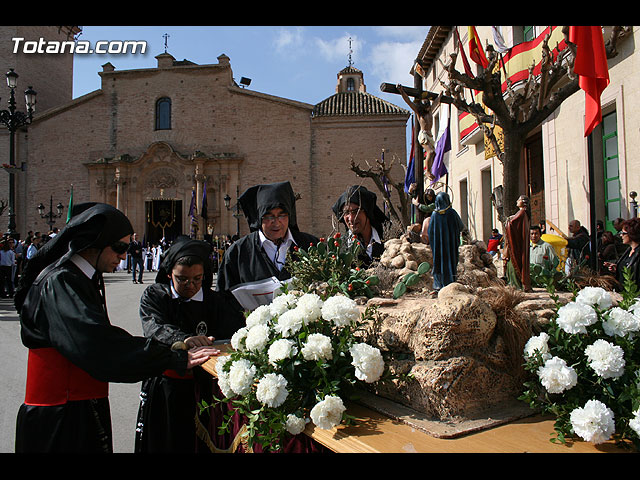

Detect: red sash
162,369,193,380
25,348,108,406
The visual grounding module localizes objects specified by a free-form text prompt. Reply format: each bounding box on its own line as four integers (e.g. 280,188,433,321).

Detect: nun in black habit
134,236,245,453
216,181,319,299
332,185,390,267
14,203,219,453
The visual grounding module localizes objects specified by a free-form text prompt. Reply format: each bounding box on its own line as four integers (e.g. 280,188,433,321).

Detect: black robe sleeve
20,263,187,383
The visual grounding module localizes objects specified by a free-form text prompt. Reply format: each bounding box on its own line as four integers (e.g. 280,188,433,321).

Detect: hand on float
186,345,221,369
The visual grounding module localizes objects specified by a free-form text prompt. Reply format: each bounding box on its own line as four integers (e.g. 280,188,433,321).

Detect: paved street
0,270,160,453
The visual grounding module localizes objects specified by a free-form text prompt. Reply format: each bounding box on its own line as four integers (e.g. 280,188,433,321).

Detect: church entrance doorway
524,134,545,228
145,199,182,245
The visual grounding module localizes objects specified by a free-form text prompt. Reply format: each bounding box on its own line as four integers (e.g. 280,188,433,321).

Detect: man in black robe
14,203,220,453
134,236,245,453
216,181,318,305
331,185,389,267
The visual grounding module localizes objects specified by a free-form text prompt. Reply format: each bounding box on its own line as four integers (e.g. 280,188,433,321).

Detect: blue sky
72,26,429,111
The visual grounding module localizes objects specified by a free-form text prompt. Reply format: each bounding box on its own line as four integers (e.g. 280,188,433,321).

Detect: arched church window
155,97,171,130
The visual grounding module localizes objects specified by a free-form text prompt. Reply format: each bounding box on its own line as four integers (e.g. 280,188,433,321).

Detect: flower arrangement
520,268,640,449
209,291,388,451
286,232,379,299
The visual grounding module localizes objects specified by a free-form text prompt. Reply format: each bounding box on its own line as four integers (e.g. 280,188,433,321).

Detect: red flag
569,26,610,137
455,28,474,78
468,26,489,68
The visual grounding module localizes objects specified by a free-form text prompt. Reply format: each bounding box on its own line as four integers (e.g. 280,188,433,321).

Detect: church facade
1,26,409,243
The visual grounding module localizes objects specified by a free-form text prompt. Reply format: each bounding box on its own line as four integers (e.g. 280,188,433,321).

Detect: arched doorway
145,199,182,245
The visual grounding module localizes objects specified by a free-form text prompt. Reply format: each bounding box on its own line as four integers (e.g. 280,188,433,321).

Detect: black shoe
133,280,137,284
139,280,143,284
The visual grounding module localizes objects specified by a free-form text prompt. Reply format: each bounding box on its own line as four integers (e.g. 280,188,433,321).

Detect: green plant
286,232,379,299
392,261,431,299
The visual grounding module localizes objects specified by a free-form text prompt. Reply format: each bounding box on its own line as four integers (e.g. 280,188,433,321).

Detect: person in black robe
427,191,464,295
216,181,318,305
134,236,245,453
14,203,220,453
331,185,389,267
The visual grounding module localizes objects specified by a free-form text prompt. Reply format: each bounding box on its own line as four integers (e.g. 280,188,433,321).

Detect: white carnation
537,356,578,394
349,343,384,383
629,409,640,438
285,414,307,435
246,304,272,329
556,302,598,334
214,356,234,398
570,399,615,444
301,333,333,361
230,327,249,351
523,332,552,361
575,286,613,310
630,299,640,316
295,293,324,323
310,395,346,430
268,338,298,365
321,295,360,327
270,293,297,316
274,308,305,337
245,324,271,352
228,358,256,396
602,307,640,338
255,373,289,408
585,339,626,379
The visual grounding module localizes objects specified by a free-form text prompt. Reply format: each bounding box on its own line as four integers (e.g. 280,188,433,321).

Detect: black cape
135,237,245,453
16,204,187,453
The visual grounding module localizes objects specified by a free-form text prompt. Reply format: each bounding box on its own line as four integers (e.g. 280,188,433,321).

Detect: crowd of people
9,181,640,454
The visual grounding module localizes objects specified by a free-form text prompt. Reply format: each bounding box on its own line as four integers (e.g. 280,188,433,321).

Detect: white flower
245,324,271,352
602,307,640,338
246,304,272,329
585,339,626,379
301,333,333,361
310,395,346,430
215,356,234,398
629,409,640,438
268,338,298,365
575,286,613,310
349,343,384,383
230,327,249,351
630,299,640,316
294,293,324,323
523,332,552,361
228,358,256,396
556,302,598,334
537,356,578,394
570,399,615,444
270,293,297,316
285,414,307,435
321,295,360,327
274,308,305,338
255,373,289,408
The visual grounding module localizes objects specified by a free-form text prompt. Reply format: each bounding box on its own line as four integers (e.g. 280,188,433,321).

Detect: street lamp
0,68,37,238
37,195,64,230
224,187,243,237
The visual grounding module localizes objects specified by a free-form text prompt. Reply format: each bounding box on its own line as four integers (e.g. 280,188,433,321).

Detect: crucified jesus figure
397,84,436,181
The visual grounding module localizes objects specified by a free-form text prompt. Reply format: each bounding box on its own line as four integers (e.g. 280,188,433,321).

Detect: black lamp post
0,68,37,238
37,195,63,230
224,186,242,237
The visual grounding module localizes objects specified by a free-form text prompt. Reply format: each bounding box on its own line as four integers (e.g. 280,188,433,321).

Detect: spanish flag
468,26,489,69
569,26,610,137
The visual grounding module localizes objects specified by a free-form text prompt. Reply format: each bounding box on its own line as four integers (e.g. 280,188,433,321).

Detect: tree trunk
500,130,526,221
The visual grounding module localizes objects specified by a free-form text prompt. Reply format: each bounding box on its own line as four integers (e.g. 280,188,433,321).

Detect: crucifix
380,69,453,222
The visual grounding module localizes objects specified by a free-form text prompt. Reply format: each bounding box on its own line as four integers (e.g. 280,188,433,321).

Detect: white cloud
368,40,422,86
314,33,361,63
273,27,305,55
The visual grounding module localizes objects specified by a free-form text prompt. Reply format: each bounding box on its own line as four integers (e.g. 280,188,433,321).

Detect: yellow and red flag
468,26,489,68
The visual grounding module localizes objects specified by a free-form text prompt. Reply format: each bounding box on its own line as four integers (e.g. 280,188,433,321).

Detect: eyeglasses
172,274,203,286
342,208,361,217
262,214,289,224
621,231,629,235
110,241,129,254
